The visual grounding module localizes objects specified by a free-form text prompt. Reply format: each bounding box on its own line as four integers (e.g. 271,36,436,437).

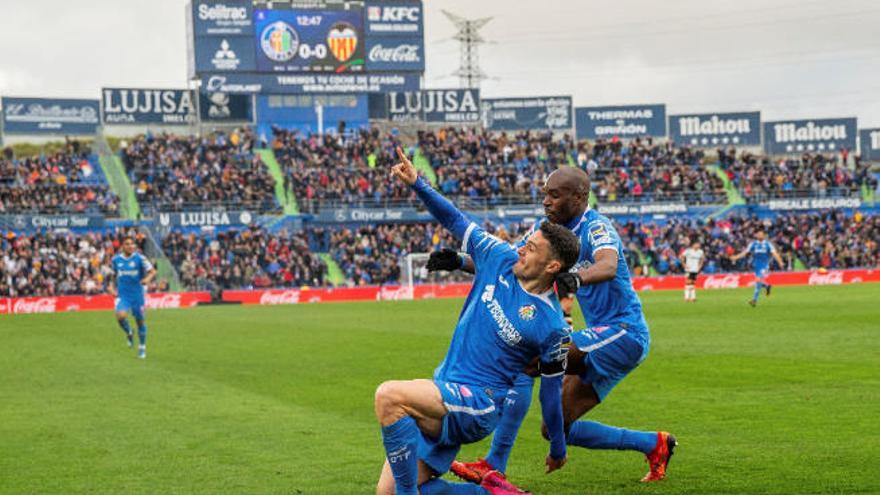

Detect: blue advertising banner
194,36,257,72
255,94,368,136
158,210,255,227
366,1,423,37
669,111,761,147
860,128,880,161
481,96,572,131
0,214,105,230
253,9,365,73
314,207,429,223
386,89,480,123
199,92,252,122
575,104,666,140
1,97,100,135
365,36,424,71
101,88,196,125
202,72,418,94
192,0,254,36
763,118,857,154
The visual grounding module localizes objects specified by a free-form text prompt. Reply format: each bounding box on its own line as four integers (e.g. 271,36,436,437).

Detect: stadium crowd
579,138,727,204
0,228,166,297
273,127,414,213
620,210,879,275
717,148,876,202
161,226,327,291
0,145,119,215
120,128,278,213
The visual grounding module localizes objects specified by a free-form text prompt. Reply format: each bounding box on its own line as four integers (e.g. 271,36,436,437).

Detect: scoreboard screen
254,9,365,73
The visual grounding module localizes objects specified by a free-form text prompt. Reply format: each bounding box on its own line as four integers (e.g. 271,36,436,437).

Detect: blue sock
420,478,489,494
486,381,533,472
753,282,763,301
137,322,147,345
117,318,132,335
566,420,657,454
381,416,420,495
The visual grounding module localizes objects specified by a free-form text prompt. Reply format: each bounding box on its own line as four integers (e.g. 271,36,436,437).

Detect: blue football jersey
518,210,649,347
433,223,571,391
748,240,775,269
112,252,152,301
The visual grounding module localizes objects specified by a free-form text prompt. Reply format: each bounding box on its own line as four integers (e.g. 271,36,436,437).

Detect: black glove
426,249,462,272
555,272,581,298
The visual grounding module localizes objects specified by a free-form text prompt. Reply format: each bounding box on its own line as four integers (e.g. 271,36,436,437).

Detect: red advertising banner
221,269,880,306
0,292,212,315
3,269,877,314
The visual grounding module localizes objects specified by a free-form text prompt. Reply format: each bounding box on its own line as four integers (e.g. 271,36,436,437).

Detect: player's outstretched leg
751,281,763,306
116,316,134,348
133,307,147,359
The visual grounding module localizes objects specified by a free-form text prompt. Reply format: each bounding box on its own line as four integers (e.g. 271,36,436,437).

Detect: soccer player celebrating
375,148,579,495
681,240,705,302
729,229,784,307
432,167,676,484
108,236,155,359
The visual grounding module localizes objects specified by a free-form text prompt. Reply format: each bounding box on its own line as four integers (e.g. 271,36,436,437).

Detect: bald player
429,167,676,484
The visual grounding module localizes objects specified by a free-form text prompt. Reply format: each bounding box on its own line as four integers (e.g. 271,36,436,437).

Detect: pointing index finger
396,146,408,162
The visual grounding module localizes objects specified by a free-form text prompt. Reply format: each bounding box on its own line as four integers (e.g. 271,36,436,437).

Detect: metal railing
140,199,281,217
740,187,863,204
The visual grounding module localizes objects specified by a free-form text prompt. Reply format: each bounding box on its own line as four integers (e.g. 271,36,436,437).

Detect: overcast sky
1,0,878,126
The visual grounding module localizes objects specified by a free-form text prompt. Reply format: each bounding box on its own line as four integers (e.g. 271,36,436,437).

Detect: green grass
1,284,879,494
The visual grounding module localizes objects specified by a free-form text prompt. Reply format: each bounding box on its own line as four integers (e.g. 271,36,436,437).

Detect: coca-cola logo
368,44,420,63
377,286,414,301
808,271,843,286
13,298,58,314
259,290,300,305
703,274,741,289
145,294,183,309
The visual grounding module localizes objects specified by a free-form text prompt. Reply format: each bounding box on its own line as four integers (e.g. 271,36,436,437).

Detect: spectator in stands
121,128,277,213
0,228,163,297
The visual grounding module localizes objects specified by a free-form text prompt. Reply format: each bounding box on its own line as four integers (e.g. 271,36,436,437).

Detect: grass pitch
1,284,878,494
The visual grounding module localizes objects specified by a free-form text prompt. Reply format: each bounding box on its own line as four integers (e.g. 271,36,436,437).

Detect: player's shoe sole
450,459,494,484
641,432,677,482
766,285,772,296
748,300,756,307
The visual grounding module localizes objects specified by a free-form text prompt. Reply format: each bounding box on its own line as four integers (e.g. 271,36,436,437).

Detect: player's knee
374,381,404,416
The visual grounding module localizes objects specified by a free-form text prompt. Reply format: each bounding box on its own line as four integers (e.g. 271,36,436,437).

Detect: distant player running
375,148,579,495
109,237,155,359
729,229,784,307
435,168,676,485
681,241,705,302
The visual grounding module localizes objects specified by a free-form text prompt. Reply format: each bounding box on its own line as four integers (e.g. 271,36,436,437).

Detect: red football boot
450,458,495,484
641,431,678,482
480,471,531,494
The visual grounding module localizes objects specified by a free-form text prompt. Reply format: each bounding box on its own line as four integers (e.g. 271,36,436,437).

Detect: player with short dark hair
374,148,578,495
109,236,155,359
434,167,676,485
730,229,784,306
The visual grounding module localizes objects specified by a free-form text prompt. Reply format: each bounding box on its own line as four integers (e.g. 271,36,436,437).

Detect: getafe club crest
518,304,536,321
327,22,358,62
261,21,299,62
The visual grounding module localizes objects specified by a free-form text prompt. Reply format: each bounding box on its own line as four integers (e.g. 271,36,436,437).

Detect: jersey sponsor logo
459,385,473,398
480,284,523,346
518,304,536,321
808,270,843,285
497,274,510,289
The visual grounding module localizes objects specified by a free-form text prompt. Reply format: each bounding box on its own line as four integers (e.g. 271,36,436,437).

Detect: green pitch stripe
413,147,437,186
709,163,745,206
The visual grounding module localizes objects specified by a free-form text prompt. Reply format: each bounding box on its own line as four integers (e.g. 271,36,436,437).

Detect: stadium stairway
709,164,746,206
862,183,876,206
142,225,184,292
95,136,141,220
256,148,299,215
412,147,437,186
318,253,345,286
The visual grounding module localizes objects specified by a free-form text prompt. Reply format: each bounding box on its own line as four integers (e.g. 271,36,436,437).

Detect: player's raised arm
770,243,784,269
391,146,471,240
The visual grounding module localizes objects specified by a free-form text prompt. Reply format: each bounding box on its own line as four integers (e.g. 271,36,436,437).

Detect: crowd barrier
2,269,877,314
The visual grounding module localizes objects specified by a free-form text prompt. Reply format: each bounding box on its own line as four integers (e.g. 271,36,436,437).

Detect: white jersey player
681,241,705,302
